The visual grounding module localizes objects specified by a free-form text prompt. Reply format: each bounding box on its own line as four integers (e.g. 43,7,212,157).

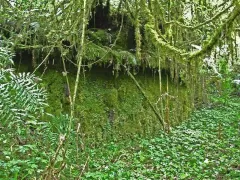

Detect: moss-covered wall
39,66,192,142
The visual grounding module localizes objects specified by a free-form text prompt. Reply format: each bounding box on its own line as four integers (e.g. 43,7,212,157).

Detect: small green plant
0,47,47,122
0,46,50,178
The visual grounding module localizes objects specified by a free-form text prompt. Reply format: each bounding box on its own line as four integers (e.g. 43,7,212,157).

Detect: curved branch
145,4,240,62
186,5,240,60
145,24,185,59
165,2,233,30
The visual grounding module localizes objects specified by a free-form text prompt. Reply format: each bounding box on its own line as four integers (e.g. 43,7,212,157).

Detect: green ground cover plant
79,97,240,179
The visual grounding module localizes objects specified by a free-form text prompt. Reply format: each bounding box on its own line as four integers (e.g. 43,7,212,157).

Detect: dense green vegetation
81,97,240,179
1,0,240,179
1,79,239,178
36,66,191,140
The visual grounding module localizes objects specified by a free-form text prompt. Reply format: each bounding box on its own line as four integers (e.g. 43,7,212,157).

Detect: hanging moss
84,41,137,66
135,16,142,61
37,66,192,141
145,23,184,61
188,5,240,60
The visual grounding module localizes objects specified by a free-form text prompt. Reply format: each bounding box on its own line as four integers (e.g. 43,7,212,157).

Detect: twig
42,134,66,179
32,47,54,74
123,65,166,130
77,156,90,180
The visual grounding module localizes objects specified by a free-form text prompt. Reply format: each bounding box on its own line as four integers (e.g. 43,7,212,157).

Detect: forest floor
80,96,240,179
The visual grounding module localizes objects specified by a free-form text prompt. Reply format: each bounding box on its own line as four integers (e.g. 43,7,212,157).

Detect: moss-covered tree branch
142,2,185,61
165,2,233,30
71,0,88,118
145,24,185,58
186,5,240,60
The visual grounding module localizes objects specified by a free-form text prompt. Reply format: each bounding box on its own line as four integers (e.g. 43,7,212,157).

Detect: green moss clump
104,88,118,109
42,70,65,115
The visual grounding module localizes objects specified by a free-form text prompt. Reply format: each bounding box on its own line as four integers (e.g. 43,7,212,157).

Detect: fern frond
0,47,48,123
0,47,14,68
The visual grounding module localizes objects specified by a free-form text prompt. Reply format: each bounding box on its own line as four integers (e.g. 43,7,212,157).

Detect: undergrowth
1,49,239,179
78,97,240,179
